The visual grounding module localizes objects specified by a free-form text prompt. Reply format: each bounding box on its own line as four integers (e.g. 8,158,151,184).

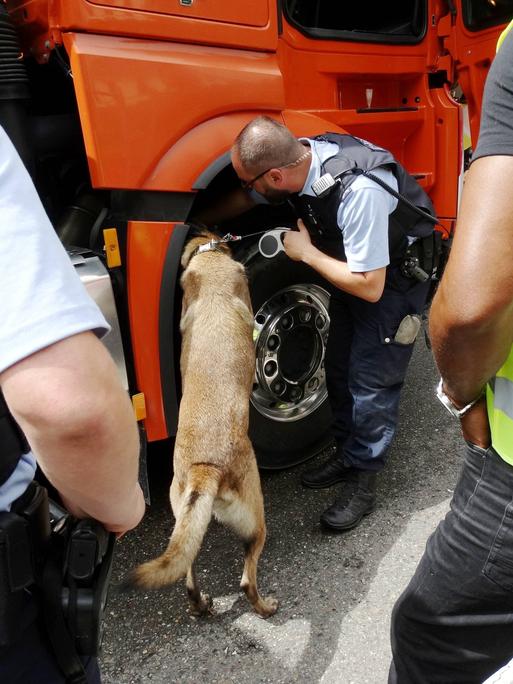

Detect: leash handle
258,228,291,259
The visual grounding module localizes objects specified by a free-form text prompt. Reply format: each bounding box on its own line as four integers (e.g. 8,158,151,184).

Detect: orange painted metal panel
127,220,175,441
422,85,461,222
275,20,453,222
86,0,269,28
8,0,278,57
14,3,463,227
11,1,496,226
63,32,284,190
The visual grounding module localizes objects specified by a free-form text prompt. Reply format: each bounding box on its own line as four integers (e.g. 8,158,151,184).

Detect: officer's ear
269,168,284,184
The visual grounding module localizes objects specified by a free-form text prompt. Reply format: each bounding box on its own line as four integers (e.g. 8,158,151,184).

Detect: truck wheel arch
141,111,345,192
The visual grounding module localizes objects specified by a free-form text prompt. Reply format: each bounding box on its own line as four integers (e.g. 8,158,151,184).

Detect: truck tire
245,249,334,469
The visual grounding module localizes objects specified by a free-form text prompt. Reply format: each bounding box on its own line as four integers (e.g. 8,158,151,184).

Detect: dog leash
196,230,269,254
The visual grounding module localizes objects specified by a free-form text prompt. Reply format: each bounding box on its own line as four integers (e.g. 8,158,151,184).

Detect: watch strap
436,379,484,418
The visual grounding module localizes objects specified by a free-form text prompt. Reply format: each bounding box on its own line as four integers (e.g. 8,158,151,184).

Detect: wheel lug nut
299,307,312,323
315,314,326,329
280,315,293,330
267,334,280,351
264,360,277,377
289,386,303,401
271,380,285,395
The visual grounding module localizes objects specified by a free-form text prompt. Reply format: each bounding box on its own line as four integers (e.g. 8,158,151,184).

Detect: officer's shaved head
233,116,305,174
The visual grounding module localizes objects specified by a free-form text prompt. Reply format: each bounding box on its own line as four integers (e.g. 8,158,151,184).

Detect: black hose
0,5,29,101
0,5,32,173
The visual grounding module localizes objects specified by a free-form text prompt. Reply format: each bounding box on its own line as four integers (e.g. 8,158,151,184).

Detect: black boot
320,471,377,531
301,453,358,489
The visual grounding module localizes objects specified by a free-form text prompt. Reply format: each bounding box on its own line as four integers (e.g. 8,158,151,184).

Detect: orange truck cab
3,0,511,470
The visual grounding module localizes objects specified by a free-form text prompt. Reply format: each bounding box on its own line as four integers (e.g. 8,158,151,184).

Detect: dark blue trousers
389,443,513,683
325,271,430,471
0,593,101,684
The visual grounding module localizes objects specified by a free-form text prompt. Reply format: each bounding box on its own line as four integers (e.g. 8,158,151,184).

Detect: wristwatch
436,379,484,418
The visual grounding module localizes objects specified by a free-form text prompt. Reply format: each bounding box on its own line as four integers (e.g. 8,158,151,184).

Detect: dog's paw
255,596,279,619
190,592,214,617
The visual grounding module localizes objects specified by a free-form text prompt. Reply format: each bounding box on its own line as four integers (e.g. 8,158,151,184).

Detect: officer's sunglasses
239,149,312,192
240,167,273,192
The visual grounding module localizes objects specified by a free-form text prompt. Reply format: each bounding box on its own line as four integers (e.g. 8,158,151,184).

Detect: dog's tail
129,464,222,589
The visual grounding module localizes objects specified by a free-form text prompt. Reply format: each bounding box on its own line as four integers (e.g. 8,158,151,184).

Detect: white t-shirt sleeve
0,126,109,373
337,168,398,273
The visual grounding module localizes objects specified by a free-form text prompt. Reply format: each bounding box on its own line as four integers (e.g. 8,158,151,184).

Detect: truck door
449,0,513,146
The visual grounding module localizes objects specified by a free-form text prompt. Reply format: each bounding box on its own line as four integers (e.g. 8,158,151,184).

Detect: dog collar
188,232,245,262
190,241,225,261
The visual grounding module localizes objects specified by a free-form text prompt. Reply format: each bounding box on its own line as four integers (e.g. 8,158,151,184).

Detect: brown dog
129,231,278,618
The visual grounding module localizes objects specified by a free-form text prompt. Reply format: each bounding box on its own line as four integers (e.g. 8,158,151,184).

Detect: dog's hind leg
240,520,278,618
217,461,278,618
173,468,213,616
186,563,213,617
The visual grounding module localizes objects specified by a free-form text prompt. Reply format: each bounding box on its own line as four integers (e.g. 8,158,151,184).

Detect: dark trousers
389,443,513,684
0,593,101,684
325,272,430,471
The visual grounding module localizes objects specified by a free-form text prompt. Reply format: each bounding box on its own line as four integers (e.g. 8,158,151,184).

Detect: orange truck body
4,0,510,466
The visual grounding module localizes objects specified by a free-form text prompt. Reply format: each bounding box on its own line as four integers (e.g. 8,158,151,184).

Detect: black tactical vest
0,391,29,486
289,133,436,263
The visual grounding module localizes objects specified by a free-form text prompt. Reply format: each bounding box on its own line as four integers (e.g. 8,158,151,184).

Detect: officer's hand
283,219,313,262
460,397,491,449
61,483,146,539
105,484,146,538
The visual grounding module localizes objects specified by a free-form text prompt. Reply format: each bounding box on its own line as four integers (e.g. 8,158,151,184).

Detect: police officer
0,124,145,682
389,21,513,683
231,116,435,531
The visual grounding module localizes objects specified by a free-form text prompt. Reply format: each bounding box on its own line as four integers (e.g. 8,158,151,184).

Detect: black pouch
402,231,443,281
419,231,443,277
0,512,34,646
0,482,50,647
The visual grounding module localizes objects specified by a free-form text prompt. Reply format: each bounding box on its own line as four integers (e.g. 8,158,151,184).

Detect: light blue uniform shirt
0,126,109,511
299,137,398,272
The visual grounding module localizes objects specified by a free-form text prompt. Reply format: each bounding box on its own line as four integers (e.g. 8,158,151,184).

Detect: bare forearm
430,157,513,403
430,287,513,402
303,245,384,302
28,393,143,530
1,333,145,533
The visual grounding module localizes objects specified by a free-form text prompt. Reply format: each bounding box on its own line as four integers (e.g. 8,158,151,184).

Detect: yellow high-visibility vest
487,349,513,465
497,19,513,52
485,23,513,465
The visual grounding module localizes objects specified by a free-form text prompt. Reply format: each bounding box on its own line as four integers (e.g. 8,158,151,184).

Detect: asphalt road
100,337,462,684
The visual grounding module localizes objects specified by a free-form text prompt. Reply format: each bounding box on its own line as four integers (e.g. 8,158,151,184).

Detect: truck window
463,0,513,31
283,0,426,43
